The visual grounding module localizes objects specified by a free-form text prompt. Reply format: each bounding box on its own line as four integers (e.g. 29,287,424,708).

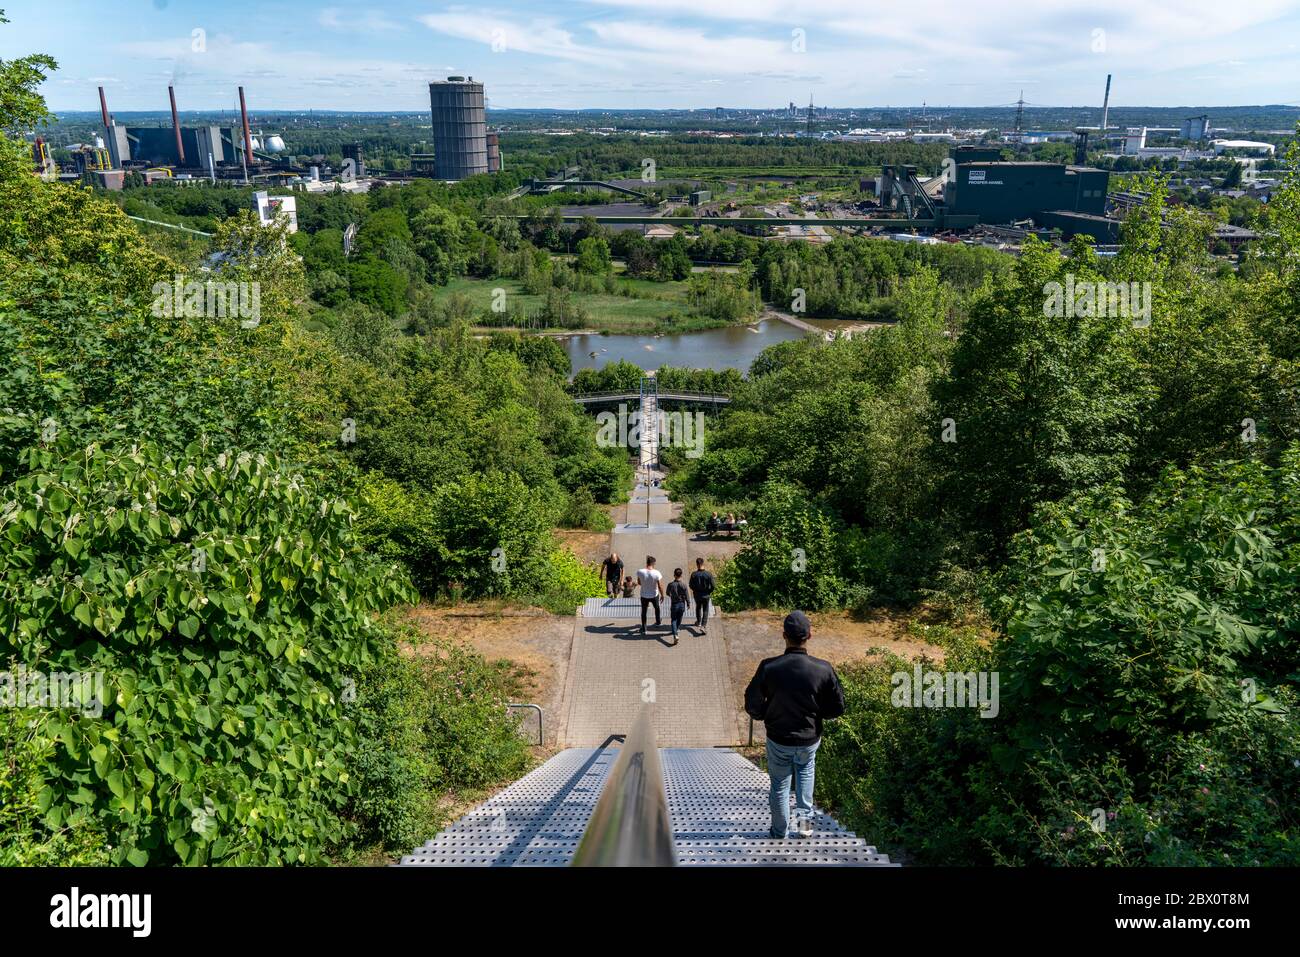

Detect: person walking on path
636,556,664,635
689,557,715,634
601,552,624,599
743,611,846,840
666,568,690,646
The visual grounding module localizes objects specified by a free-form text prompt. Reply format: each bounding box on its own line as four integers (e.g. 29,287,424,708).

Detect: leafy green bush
715,481,847,610
0,709,109,866
343,648,439,854
527,545,606,614
818,453,1300,865
342,636,535,855
559,486,613,531
0,440,414,865
420,643,533,790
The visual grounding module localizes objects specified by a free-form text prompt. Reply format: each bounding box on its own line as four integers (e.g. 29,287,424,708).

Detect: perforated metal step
661,749,894,866
613,522,683,534
398,748,614,867
398,747,894,867
578,597,718,619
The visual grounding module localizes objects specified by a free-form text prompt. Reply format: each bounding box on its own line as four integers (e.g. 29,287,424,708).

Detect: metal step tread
578,596,719,619
613,522,683,534
399,747,894,867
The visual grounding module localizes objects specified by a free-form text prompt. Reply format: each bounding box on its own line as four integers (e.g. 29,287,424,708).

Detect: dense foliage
676,149,1300,864
0,37,599,864
820,454,1300,864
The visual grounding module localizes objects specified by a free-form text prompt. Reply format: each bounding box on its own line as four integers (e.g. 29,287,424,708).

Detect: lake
561,318,814,374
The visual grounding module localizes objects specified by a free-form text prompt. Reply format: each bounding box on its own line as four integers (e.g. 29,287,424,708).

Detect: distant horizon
44,104,1300,117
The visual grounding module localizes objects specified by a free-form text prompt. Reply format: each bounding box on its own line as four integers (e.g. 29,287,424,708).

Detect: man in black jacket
688,557,714,634
744,611,846,839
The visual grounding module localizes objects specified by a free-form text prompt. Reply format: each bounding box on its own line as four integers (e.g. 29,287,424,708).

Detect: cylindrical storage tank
429,77,488,180
486,132,500,173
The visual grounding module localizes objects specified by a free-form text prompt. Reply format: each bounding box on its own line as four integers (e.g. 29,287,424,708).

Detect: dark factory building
945,160,1110,225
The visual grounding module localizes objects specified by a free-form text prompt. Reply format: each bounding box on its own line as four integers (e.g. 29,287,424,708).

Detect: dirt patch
681,532,744,565
404,603,576,746
721,608,945,743
554,529,611,565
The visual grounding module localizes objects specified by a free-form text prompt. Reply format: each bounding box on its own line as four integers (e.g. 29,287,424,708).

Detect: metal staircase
398,708,895,868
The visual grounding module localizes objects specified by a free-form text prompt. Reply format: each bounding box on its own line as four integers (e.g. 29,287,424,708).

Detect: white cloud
319,8,402,33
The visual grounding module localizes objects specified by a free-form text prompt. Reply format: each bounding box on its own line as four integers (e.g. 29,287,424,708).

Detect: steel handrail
571,705,677,867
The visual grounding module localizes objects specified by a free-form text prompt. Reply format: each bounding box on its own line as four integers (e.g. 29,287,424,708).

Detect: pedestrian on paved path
689,557,715,634
636,556,664,635
666,568,690,645
601,551,624,599
743,611,846,840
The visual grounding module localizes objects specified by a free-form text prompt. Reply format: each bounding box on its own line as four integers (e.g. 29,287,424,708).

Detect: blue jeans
766,738,819,838
669,601,686,638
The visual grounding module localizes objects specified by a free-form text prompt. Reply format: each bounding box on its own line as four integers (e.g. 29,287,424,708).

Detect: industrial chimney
238,86,255,180
169,86,186,166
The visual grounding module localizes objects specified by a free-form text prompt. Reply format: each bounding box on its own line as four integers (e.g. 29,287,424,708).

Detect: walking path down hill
561,467,736,748
400,376,895,866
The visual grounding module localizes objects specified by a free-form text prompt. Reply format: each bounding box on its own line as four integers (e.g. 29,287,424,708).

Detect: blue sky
6,0,1300,113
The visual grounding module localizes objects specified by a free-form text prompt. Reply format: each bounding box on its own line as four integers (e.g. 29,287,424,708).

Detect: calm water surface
562,319,813,374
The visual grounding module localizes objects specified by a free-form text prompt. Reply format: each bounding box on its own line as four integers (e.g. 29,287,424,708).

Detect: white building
1211,139,1276,156
253,190,298,233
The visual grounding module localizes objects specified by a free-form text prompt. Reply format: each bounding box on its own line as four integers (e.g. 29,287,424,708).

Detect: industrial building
122,125,251,169
429,76,488,180
944,160,1110,224
1182,114,1210,141
342,142,366,177
875,144,1114,240
81,85,282,182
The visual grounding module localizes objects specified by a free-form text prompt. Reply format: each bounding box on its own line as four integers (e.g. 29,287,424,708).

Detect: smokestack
238,86,255,173
1101,74,1112,133
98,85,122,169
169,86,186,166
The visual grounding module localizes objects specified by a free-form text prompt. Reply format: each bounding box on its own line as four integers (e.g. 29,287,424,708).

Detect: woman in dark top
666,568,690,646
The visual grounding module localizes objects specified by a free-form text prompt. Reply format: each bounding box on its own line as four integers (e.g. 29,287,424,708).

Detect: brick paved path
561,383,738,746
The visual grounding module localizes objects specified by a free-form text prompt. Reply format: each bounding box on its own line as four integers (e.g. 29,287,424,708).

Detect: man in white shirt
636,556,665,636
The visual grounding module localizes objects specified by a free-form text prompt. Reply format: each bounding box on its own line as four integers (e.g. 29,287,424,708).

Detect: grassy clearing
434,276,728,334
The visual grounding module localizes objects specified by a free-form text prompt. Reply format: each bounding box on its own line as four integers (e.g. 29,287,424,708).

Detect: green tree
931,238,1139,554
575,235,611,276
0,10,57,137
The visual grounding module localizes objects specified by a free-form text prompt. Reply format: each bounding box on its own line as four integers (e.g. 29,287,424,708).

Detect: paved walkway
560,378,738,747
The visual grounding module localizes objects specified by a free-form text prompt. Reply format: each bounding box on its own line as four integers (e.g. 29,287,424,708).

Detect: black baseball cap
783,610,811,640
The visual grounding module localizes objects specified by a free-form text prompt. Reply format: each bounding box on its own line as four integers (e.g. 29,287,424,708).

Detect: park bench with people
704,512,747,539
